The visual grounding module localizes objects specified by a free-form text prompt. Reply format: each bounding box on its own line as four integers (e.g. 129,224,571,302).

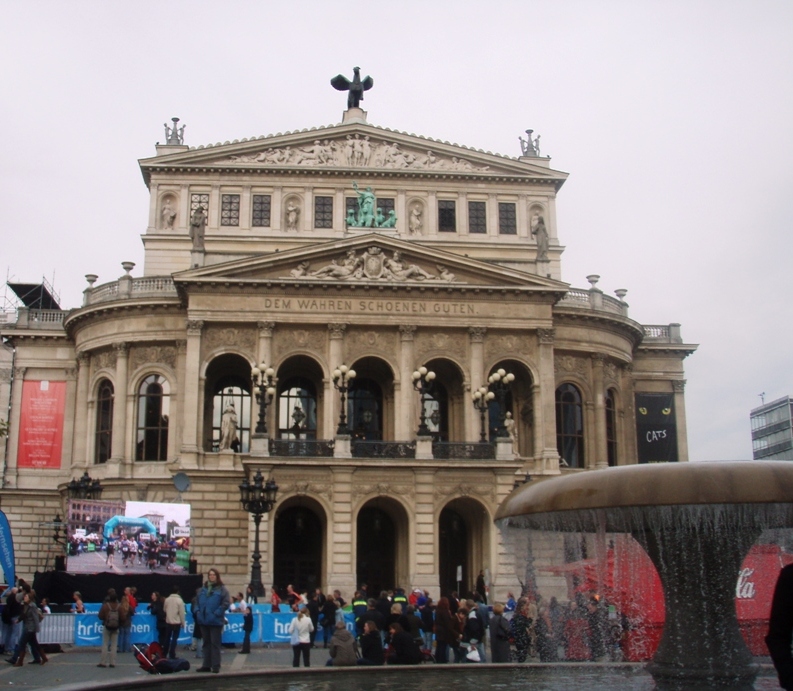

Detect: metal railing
352,441,416,459
269,439,335,457
432,442,496,460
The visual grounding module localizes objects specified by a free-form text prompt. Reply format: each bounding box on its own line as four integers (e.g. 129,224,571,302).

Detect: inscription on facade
260,297,477,315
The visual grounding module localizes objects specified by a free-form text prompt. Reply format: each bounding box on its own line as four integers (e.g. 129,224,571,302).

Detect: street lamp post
332,365,357,435
472,386,496,442
412,366,436,437
67,472,103,500
239,469,278,597
488,368,515,437
251,364,276,435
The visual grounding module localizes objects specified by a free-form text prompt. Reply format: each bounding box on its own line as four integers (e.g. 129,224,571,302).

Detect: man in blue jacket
195,568,231,674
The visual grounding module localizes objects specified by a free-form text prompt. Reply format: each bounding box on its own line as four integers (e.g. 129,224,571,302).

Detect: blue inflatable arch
103,515,158,539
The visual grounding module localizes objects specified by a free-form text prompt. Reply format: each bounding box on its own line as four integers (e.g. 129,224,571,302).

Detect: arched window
425,381,449,442
94,379,114,464
606,389,618,466
348,378,382,441
135,374,170,461
211,379,251,452
556,383,584,468
278,377,317,439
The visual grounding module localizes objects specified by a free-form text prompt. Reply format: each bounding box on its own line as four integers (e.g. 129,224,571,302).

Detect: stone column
5,367,26,482
592,354,608,469
108,343,128,476
621,364,637,466
180,320,204,463
327,466,356,594
531,383,543,459
174,340,187,457
327,323,347,439
397,325,416,440
537,329,560,473
468,327,487,442
412,468,440,598
673,379,690,462
72,352,91,466
62,366,78,471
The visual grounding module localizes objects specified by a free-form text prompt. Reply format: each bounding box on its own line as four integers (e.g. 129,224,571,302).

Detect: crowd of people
0,571,631,675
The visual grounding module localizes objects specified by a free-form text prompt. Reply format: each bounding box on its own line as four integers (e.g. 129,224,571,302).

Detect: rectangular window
377,198,395,227
252,194,271,227
191,193,209,217
314,196,333,228
498,202,517,234
221,194,240,226
438,200,456,232
468,201,487,234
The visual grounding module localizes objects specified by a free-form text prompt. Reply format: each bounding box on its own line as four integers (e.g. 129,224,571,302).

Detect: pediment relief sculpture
223,135,492,172
283,246,455,283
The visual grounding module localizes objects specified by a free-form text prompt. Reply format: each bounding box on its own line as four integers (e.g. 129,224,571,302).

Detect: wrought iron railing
352,441,416,459
432,442,496,460
269,439,335,457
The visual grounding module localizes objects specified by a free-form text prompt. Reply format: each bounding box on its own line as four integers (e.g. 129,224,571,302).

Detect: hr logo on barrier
273,619,291,639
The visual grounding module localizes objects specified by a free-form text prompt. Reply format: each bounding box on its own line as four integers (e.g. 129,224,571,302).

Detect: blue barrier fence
71,610,357,647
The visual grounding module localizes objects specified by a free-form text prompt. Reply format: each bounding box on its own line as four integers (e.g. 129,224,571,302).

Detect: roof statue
164,117,186,145
331,67,373,109
519,129,541,157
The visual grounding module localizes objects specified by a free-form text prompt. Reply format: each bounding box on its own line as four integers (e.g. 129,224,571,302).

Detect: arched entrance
438,498,491,598
356,496,409,594
273,499,325,595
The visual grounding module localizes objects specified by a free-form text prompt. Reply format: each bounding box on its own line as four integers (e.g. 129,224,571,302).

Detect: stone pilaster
327,466,356,594
536,329,560,473
72,352,91,467
397,325,416,440
468,327,486,442
109,344,128,475
592,354,608,469
672,379,690,462
180,320,203,463
412,468,439,598
326,324,347,439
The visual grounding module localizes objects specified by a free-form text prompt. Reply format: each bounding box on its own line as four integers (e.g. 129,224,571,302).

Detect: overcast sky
2,1,791,461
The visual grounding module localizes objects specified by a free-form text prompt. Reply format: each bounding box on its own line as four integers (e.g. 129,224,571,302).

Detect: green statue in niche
348,182,399,229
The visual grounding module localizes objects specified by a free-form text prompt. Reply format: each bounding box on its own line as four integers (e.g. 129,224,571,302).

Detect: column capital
328,323,347,339
76,351,90,367
399,324,417,340
537,328,555,344
672,379,686,392
65,368,78,381
468,326,487,343
258,321,276,337
591,353,607,366
113,342,129,356
186,319,204,336
175,340,187,354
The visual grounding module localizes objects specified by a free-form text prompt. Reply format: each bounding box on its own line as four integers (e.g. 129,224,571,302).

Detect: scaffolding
1,273,61,323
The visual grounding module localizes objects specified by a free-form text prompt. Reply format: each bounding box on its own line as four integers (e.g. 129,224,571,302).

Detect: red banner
17,380,66,469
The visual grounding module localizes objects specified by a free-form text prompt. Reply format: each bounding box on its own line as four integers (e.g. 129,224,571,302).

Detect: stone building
0,105,696,598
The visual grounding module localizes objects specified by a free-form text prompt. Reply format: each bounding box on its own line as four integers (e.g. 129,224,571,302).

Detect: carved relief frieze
554,354,589,376
485,334,532,362
275,476,333,502
282,246,454,283
434,480,496,504
131,345,177,371
603,361,619,385
92,349,117,371
352,481,415,502
272,326,323,356
202,326,257,356
346,329,396,361
222,136,493,173
415,331,466,361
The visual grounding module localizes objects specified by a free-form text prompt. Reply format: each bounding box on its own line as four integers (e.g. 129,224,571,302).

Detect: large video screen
65,499,191,575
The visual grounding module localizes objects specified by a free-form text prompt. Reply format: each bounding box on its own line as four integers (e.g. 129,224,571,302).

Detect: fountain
495,461,793,690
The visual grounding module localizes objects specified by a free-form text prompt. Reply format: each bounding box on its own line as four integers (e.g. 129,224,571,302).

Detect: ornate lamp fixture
488,368,516,437
472,385,496,442
239,469,279,596
412,366,436,437
251,364,276,435
67,471,103,500
332,365,356,435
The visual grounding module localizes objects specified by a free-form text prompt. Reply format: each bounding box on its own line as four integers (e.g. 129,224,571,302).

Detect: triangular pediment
175,234,568,293
140,122,567,185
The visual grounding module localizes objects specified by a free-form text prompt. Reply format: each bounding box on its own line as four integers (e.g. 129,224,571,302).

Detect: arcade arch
356,496,410,594
204,353,252,452
273,495,327,595
438,497,491,598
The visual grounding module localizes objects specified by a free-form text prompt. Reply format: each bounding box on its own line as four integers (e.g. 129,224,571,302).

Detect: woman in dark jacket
195,568,231,673
433,597,459,664
387,623,422,665
489,602,512,663
147,592,167,648
321,597,338,648
357,620,385,665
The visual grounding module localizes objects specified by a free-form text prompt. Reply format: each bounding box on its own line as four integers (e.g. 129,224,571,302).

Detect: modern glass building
751,396,793,460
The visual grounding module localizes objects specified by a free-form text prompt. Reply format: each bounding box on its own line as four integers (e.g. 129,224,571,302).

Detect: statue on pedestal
331,67,374,109
189,206,206,250
531,212,549,261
